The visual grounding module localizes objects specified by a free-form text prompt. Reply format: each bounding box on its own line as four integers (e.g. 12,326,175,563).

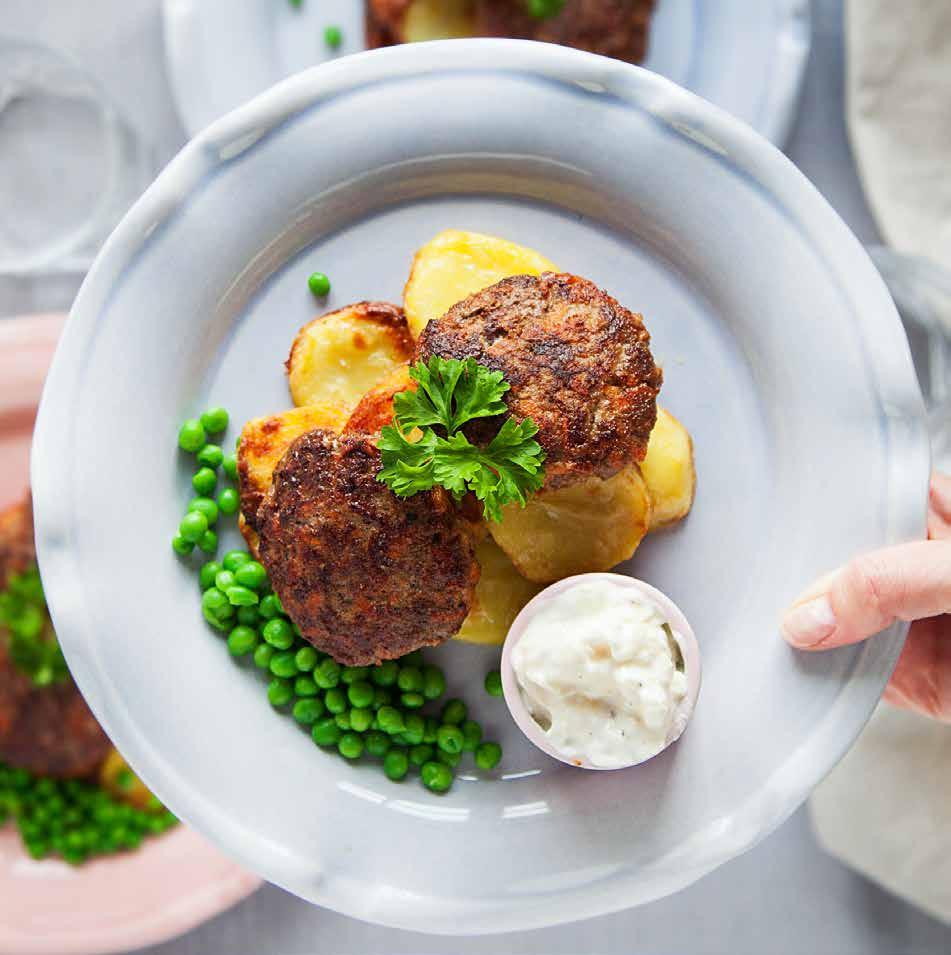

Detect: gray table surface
4,1,950,953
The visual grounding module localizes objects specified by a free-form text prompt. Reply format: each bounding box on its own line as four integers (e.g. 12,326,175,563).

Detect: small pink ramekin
500,573,702,770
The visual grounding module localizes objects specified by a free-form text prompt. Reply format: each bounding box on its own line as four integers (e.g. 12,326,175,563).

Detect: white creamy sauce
511,580,687,769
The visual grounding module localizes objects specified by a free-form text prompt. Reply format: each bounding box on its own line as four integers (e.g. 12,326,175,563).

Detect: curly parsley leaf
376,358,546,521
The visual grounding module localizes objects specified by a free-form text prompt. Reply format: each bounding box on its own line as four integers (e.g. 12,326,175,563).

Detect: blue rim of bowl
31,40,929,934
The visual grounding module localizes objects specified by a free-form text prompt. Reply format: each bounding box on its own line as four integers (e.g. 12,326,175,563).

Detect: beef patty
257,430,480,666
366,0,655,64
415,272,662,488
0,495,111,779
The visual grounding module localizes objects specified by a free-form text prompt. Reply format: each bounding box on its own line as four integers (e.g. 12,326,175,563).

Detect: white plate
32,42,928,934
163,0,811,145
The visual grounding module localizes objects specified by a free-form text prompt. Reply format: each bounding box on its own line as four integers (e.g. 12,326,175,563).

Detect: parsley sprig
377,357,546,522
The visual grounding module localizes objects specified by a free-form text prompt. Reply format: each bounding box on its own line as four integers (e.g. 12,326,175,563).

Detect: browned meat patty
0,495,111,779
257,429,480,666
415,272,662,488
366,0,655,64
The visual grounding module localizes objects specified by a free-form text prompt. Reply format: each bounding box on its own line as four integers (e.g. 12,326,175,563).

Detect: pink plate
0,314,260,955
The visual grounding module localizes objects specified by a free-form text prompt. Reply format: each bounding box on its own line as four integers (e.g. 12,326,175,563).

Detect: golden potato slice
454,538,542,645
99,749,160,812
287,302,413,411
489,467,652,583
641,407,696,529
403,229,559,338
344,364,414,435
237,404,346,555
404,0,476,41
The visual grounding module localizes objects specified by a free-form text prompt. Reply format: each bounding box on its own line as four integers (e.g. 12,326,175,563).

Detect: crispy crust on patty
415,272,662,487
257,430,479,665
0,496,111,779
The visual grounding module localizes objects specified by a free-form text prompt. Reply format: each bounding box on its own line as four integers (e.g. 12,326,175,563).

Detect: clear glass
0,36,155,277
869,246,951,471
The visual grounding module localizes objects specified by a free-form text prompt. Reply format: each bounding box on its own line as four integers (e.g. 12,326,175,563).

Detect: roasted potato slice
403,229,559,338
488,467,652,583
344,364,414,434
287,302,412,412
454,538,542,645
237,404,346,554
367,0,476,46
641,407,695,529
99,749,160,812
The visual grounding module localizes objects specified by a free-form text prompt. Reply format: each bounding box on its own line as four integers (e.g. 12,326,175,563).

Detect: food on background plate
503,575,699,769
286,301,412,412
366,0,656,66
0,496,177,863
174,228,695,790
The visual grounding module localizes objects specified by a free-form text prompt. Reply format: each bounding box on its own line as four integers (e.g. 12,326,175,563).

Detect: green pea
237,605,260,627
196,444,224,468
222,549,251,572
227,625,258,656
199,560,222,590
397,666,423,693
179,511,208,543
253,643,275,670
423,717,439,744
350,707,373,733
372,687,391,710
441,699,467,725
192,467,217,496
258,593,283,619
364,731,390,758
226,585,258,607
267,678,293,707
383,749,409,781
400,692,425,709
421,665,446,700
461,720,483,752
437,725,464,755
421,761,453,793
475,741,502,771
337,732,363,760
484,669,503,697
222,454,238,481
341,666,369,685
377,706,404,735
234,561,267,591
347,681,374,709
371,660,399,686
324,25,343,49
402,713,425,745
203,606,228,631
334,711,352,731
262,618,294,649
436,749,461,769
311,717,342,747
324,688,348,714
294,646,319,672
314,657,341,689
201,587,230,618
172,534,194,556
215,570,237,592
198,527,219,555
200,407,229,434
269,651,298,678
308,271,331,297
217,487,240,515
294,675,318,698
178,419,206,452
292,698,324,725
409,744,434,768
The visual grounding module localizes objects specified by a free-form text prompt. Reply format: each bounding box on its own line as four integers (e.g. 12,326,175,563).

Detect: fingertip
781,594,837,649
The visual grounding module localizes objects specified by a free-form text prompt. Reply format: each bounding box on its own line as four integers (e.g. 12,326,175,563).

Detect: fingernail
781,595,837,648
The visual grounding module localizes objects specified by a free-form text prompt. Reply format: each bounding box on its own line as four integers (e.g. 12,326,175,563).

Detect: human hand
781,473,951,722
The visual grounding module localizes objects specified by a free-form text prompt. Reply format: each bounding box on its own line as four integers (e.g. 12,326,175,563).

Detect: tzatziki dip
510,578,689,769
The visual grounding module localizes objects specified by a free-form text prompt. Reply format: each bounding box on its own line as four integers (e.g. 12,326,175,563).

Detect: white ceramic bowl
501,575,701,771
31,42,929,934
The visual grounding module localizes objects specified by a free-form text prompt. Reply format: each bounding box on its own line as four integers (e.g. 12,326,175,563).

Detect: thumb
781,540,951,650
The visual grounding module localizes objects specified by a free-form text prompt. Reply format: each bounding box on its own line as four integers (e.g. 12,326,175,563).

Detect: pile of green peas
0,761,177,865
0,564,68,687
174,408,505,793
